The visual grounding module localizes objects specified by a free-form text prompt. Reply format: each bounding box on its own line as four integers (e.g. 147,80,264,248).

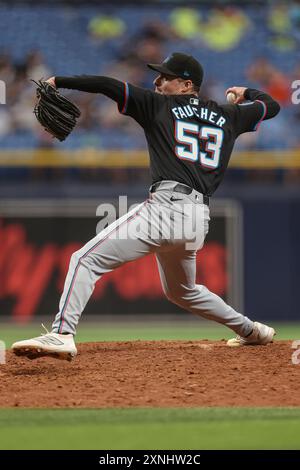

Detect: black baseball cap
147,52,203,87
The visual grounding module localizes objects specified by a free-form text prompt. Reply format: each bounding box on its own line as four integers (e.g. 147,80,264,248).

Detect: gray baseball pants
52,181,253,337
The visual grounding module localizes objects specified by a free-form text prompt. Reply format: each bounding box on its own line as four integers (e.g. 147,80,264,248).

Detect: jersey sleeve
119,83,166,128
221,101,267,136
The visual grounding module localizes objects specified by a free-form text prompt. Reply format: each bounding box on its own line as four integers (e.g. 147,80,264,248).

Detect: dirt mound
1,340,299,407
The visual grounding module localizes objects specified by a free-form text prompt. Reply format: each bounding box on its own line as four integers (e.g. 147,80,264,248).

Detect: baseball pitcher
12,52,280,360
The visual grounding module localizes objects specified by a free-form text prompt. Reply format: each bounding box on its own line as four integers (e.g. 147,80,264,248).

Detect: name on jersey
171,106,226,127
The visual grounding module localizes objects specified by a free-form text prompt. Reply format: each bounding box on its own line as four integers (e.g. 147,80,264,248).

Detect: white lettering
208,111,217,123
184,105,194,117
192,107,200,118
96,203,116,235
99,454,134,467
178,107,187,119
0,80,6,104
172,108,180,119
175,455,186,464
0,341,5,364
291,340,300,365
216,116,226,127
200,107,208,120
291,80,300,105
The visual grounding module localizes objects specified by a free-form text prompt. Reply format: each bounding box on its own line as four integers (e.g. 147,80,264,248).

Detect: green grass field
0,408,299,450
1,321,300,450
2,320,300,345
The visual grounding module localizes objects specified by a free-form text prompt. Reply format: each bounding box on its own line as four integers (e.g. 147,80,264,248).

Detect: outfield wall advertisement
0,199,243,322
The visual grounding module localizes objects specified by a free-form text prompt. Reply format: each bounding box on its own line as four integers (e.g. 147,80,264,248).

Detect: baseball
226,92,236,104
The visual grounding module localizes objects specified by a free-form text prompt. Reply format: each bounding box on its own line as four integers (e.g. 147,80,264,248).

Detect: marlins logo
163,54,173,65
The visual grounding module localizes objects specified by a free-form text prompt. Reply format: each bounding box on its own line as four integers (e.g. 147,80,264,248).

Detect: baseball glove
32,79,81,141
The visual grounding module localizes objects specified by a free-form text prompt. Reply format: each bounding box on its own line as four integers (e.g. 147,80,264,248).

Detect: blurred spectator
135,19,175,43
267,2,295,50
247,58,291,106
0,108,11,137
202,79,226,104
72,93,99,131
105,56,147,87
200,7,251,51
10,86,37,133
24,50,52,81
116,18,172,82
0,2,298,190
290,0,300,43
0,53,16,85
290,0,300,28
133,35,164,65
126,24,170,87
169,8,202,40
7,68,27,107
88,13,126,41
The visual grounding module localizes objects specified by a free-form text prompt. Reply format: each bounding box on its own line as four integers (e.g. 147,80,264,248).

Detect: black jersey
55,76,280,196
121,84,280,195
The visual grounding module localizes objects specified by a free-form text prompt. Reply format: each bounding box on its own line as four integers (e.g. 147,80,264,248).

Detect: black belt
150,182,209,206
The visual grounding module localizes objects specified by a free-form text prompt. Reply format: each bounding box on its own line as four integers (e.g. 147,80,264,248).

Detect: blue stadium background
0,0,300,322
0,1,299,150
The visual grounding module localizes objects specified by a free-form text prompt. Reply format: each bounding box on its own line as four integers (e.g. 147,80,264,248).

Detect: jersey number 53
175,121,224,169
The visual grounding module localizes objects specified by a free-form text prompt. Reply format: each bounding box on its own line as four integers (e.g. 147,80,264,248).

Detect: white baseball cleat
227,321,276,347
11,325,77,361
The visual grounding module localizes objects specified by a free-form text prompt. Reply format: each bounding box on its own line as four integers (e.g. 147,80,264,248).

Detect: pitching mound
1,340,299,407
